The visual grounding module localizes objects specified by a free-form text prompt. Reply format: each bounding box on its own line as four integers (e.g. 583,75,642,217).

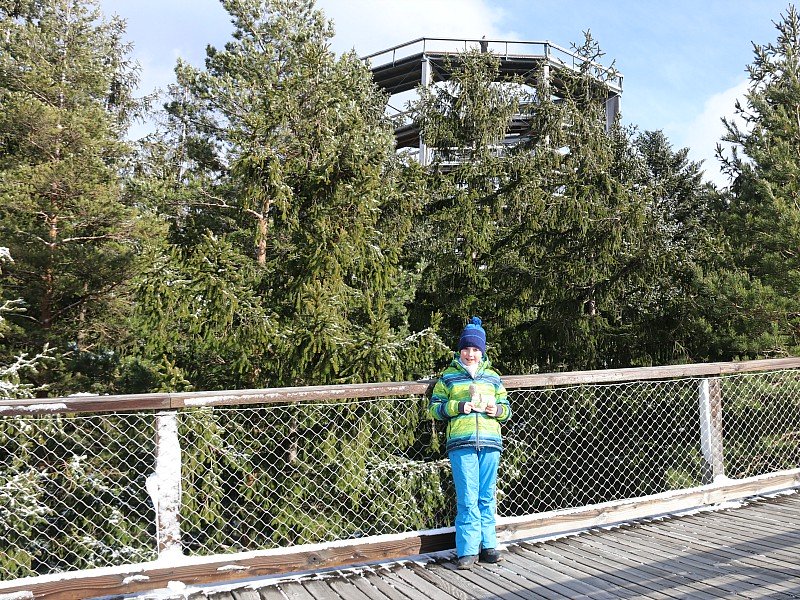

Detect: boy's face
460,346,483,366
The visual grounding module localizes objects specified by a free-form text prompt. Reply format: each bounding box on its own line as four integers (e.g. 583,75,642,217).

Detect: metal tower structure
364,37,623,165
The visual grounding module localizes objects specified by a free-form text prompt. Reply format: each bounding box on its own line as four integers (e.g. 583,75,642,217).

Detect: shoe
479,548,502,563
456,554,477,570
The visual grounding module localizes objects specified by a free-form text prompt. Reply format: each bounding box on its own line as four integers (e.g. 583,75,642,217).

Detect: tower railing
362,36,624,92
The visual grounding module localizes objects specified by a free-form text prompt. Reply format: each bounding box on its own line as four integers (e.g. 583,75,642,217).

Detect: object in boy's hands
469,383,486,412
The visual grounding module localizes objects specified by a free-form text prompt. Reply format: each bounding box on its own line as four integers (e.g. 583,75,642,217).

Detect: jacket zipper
465,364,481,451
474,376,481,450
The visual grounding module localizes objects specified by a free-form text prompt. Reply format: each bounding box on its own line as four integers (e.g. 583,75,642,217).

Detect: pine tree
0,0,145,391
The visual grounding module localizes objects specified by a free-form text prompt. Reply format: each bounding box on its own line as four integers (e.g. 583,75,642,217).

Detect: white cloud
319,0,516,56
681,79,750,189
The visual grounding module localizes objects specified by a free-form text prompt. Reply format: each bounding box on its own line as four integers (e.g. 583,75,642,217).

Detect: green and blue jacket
428,354,511,453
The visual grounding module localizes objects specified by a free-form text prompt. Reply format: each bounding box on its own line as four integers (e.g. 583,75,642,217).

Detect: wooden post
698,377,725,484
146,411,183,558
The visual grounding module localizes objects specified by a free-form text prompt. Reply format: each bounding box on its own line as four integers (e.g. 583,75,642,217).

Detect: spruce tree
407,40,652,372
143,0,446,388
128,0,450,552
716,5,800,355
616,130,735,364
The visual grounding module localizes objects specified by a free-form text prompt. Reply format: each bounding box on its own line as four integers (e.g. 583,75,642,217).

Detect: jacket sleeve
493,380,511,423
428,377,462,420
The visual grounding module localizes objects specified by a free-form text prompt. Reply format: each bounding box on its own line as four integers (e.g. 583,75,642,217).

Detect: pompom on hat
458,316,487,354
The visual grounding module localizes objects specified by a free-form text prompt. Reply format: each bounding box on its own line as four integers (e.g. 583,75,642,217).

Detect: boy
429,316,511,569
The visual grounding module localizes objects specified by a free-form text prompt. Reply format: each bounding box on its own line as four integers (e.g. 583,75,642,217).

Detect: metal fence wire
2,368,800,580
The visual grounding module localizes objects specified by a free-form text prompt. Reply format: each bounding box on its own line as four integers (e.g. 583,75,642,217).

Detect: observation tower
364,37,623,165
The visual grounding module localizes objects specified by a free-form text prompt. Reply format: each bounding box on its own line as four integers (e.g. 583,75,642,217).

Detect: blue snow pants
448,446,500,557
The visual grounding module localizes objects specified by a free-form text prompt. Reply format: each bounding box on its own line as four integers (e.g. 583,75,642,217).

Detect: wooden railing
2,357,800,599
4,357,799,416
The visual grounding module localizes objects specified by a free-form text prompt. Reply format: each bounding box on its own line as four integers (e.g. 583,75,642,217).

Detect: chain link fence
3,368,800,580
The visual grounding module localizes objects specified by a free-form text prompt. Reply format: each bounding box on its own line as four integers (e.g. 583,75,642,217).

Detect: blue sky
100,0,792,187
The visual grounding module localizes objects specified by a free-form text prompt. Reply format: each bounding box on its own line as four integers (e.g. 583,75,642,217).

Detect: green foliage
716,5,800,355
133,232,276,390
0,0,149,393
6,0,800,580
131,0,448,390
501,382,704,515
177,397,451,554
0,413,157,577
407,41,662,372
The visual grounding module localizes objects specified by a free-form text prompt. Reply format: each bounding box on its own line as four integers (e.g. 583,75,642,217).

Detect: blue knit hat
458,316,486,354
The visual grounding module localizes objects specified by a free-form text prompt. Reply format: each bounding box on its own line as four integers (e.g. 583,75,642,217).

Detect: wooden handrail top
2,357,800,416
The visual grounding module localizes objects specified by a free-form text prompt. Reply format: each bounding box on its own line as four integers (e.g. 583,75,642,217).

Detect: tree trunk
256,214,268,266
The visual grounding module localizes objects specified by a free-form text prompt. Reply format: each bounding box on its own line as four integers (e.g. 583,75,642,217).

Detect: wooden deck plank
504,545,634,599
380,568,445,600
349,573,397,600
277,580,318,600
583,526,796,596
485,548,607,599
576,533,784,594
524,539,723,600
544,538,692,594
682,518,800,568
515,542,679,599
506,540,641,598
476,560,559,600
636,521,800,578
438,561,532,600
364,570,418,600
652,515,800,567
633,521,772,569
231,591,263,600
327,576,375,600
728,499,800,525
301,579,343,600
701,509,800,544
414,562,505,600
257,586,287,600
500,544,627,599
391,564,463,599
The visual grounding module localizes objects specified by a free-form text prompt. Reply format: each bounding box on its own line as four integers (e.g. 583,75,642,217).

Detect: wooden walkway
194,492,800,600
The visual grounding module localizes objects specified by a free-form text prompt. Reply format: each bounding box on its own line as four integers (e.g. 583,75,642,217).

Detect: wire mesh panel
3,367,800,580
721,369,800,477
501,378,704,516
0,413,157,579
176,398,452,554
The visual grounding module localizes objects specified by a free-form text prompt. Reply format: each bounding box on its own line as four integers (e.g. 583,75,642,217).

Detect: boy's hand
485,403,498,417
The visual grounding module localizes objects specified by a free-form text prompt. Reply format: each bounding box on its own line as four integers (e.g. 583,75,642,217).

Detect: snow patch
0,593,34,600
122,574,150,585
216,564,250,572
0,403,67,414
147,413,183,558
